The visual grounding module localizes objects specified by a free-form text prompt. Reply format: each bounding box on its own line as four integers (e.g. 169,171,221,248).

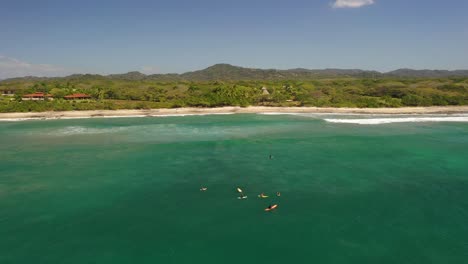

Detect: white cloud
140,66,161,75
0,55,79,79
332,0,375,8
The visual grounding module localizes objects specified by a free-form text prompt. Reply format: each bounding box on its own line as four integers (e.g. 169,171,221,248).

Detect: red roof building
64,93,92,100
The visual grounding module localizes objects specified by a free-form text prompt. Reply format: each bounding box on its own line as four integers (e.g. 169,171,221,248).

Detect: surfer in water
269,154,273,160
277,192,281,197
237,187,247,199
200,187,207,191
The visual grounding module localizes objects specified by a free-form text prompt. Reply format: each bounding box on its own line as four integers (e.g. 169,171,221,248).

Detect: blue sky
1,0,467,78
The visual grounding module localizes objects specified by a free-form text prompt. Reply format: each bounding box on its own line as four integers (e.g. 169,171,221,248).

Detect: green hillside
1,71,467,112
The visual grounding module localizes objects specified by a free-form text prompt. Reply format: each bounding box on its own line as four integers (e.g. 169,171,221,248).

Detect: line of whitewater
0,106,467,122
324,116,468,125
0,113,235,122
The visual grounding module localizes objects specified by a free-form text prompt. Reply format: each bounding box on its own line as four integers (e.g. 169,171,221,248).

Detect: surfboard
265,204,278,211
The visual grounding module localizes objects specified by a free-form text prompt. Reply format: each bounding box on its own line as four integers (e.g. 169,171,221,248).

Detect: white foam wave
148,113,234,117
324,116,468,125
259,112,358,116
0,113,234,122
0,118,42,122
51,126,129,135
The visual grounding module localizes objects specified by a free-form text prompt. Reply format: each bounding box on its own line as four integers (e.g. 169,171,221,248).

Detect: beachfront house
1,89,15,96
64,93,92,100
22,92,53,101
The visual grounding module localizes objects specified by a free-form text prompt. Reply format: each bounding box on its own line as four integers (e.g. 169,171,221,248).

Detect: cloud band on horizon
0,55,83,80
332,0,375,8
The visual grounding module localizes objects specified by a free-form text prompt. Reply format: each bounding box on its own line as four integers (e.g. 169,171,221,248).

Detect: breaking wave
324,116,468,125
0,113,235,122
50,126,129,136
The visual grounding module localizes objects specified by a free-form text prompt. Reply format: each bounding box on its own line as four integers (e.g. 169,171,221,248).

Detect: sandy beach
0,106,468,120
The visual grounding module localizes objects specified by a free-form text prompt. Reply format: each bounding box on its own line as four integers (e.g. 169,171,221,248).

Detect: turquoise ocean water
1,114,468,263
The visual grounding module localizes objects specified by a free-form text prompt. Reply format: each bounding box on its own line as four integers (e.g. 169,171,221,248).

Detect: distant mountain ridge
385,68,468,78
3,64,468,82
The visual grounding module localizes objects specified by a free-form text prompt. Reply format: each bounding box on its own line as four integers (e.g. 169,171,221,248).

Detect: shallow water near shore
1,114,468,263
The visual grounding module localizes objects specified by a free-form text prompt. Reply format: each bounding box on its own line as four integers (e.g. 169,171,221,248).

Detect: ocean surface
1,113,468,264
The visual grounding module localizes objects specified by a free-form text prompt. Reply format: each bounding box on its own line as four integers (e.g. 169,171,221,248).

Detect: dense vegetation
1,74,467,112
4,64,468,83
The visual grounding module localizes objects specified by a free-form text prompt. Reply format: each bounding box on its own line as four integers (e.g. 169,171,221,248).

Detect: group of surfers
199,154,278,211
199,187,279,212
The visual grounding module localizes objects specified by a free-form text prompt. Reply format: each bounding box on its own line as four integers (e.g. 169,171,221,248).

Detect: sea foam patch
324,116,468,125
48,126,130,136
259,112,357,116
148,113,234,117
0,113,235,122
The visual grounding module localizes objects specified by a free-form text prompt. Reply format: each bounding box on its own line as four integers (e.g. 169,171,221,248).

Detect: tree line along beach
1,65,468,113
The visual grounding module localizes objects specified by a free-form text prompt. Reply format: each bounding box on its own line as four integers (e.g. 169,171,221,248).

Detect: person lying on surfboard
258,193,268,198
265,204,278,211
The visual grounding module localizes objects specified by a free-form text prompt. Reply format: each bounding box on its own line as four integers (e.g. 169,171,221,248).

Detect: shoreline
1,106,468,121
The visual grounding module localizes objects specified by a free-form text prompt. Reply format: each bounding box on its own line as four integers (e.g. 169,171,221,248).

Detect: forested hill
3,64,468,82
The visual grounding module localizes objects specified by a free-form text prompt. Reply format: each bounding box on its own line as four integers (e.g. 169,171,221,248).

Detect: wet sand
0,106,467,121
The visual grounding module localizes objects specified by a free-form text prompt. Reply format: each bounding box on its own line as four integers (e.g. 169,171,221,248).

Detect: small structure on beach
22,92,53,101
261,87,270,95
64,93,92,100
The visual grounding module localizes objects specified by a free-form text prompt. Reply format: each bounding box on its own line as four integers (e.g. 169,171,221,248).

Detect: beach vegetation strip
1,73,467,113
